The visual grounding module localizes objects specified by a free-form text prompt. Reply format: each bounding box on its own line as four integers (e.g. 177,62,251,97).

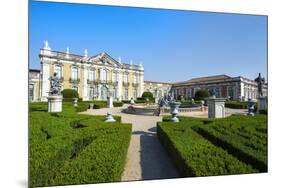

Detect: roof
174,74,233,85
144,80,173,85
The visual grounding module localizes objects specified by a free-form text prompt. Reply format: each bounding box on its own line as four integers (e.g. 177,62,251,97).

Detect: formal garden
157,115,267,176
29,85,268,187
29,102,132,187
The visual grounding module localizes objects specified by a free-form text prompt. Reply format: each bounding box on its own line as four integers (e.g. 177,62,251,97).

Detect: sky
29,1,267,82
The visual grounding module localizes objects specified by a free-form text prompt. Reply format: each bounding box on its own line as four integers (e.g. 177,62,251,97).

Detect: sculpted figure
49,72,61,95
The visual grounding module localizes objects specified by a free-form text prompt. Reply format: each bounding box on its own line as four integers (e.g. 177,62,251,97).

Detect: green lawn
157,115,267,177
29,102,131,187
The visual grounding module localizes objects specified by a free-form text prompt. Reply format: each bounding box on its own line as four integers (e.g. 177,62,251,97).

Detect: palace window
124,88,128,99
89,69,95,81
100,69,107,81
112,88,117,99
112,72,118,83
123,73,128,83
133,89,138,99
133,74,138,83
54,64,62,79
71,66,79,80
89,87,95,98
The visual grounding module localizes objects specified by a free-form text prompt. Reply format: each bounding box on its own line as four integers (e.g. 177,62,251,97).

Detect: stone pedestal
107,96,113,108
208,96,226,118
47,95,62,112
257,97,267,111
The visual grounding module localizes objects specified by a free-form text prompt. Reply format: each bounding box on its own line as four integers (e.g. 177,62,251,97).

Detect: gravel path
81,106,180,181
80,106,246,181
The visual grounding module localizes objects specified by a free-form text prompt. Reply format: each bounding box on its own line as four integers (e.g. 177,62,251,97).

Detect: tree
61,89,79,99
194,89,209,100
141,91,154,100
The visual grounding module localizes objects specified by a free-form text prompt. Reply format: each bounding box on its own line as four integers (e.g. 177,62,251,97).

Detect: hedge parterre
29,103,131,187
157,115,267,177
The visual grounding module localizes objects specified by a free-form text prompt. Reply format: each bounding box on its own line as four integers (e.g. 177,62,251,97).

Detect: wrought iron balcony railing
69,78,80,84
123,82,130,87
132,82,139,87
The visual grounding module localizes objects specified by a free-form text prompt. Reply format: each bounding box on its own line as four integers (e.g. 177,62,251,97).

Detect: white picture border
0,0,280,188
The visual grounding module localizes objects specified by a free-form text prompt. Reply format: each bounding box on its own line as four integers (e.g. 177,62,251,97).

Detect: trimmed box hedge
157,115,267,177
29,103,131,187
157,120,257,177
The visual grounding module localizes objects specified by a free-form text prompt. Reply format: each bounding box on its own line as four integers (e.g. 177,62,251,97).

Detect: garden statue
49,72,61,96
254,73,265,97
47,72,62,112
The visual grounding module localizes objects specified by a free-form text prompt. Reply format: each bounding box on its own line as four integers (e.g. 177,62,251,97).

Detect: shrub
122,100,130,104
61,89,79,99
113,102,123,107
194,89,209,101
259,109,267,115
75,103,90,112
141,91,154,100
93,102,107,109
225,102,247,109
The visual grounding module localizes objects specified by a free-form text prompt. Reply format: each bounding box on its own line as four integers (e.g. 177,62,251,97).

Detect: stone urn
72,98,78,107
169,101,181,122
105,112,116,122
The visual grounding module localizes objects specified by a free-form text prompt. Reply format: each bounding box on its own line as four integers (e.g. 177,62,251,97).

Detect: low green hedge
193,115,267,172
225,102,247,109
29,103,132,187
113,102,123,107
157,119,256,177
157,115,267,177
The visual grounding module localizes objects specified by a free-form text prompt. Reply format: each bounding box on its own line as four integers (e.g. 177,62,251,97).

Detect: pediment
90,52,122,68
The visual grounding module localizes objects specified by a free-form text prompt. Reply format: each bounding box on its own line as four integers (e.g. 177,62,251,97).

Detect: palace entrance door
101,85,108,100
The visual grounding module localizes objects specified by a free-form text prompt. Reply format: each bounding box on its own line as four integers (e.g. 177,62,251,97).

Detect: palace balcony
123,82,130,87
132,82,139,87
69,78,80,84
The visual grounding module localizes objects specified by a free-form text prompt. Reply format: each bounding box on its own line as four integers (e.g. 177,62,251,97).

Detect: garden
29,102,132,187
157,115,267,177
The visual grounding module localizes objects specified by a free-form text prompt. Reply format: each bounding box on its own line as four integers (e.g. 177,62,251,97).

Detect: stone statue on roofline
49,72,61,96
254,73,265,97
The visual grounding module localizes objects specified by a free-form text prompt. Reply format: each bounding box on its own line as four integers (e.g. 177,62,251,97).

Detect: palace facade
143,81,172,99
29,42,267,103
171,74,267,101
34,42,144,102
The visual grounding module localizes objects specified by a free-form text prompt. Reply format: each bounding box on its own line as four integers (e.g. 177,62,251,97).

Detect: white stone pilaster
40,62,50,101
117,71,123,100
139,72,144,97
82,65,89,101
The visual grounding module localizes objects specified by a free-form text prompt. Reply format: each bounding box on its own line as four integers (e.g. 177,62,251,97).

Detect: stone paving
80,105,247,181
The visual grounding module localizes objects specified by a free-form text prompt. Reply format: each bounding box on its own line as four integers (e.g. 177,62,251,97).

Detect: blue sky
29,1,267,82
